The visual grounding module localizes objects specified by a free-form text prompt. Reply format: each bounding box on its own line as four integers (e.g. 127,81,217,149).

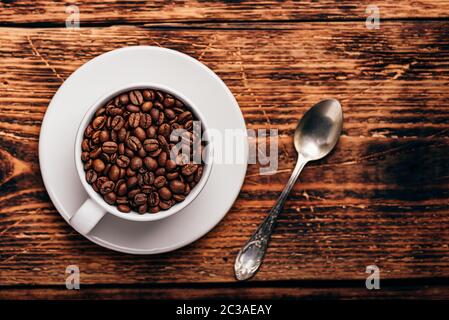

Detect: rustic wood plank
0,22,449,285
2,284,449,300
1,0,449,25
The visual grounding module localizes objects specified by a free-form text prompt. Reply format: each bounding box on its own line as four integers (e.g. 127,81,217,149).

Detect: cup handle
70,198,106,235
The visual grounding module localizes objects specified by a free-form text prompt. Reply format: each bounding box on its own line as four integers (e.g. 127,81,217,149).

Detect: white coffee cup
71,83,213,235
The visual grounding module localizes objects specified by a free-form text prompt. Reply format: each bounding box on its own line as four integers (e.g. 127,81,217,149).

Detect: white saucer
39,46,248,254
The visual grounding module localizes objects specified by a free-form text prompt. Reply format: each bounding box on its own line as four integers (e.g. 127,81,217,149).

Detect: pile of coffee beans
81,88,205,214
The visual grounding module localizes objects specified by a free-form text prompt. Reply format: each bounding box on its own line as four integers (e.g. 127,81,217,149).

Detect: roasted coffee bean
183,183,191,195
106,116,113,129
163,96,175,108
110,107,123,116
154,176,166,189
143,157,158,171
126,176,138,189
130,157,143,170
125,148,134,158
126,104,140,113
158,151,167,167
118,143,125,155
178,111,193,124
106,103,115,113
116,197,128,205
138,166,147,173
141,101,153,112
173,194,186,202
169,180,185,194
149,148,162,157
143,139,159,152
118,204,131,213
128,112,141,128
82,139,90,151
142,89,155,101
134,127,146,141
139,113,152,128
96,176,108,188
156,111,165,125
164,108,176,120
171,123,182,132
92,116,106,130
99,130,110,143
159,200,173,210
111,115,125,130
126,136,142,151
134,193,147,206
82,87,205,214
91,131,101,144
104,192,117,205
175,99,184,108
184,120,193,131
148,192,160,207
103,163,111,176
138,204,148,214
85,125,94,138
155,167,166,176
157,135,169,152
95,107,106,116
166,159,177,172
129,90,144,105
128,189,140,200
126,167,136,177
158,123,171,139
86,169,97,183
116,155,130,168
141,184,153,193
182,164,197,176
116,180,128,196
158,187,172,200
100,180,115,194
149,206,160,213
93,159,105,172
138,171,155,186
150,108,160,124
81,152,90,162
119,93,129,106
108,165,120,181
119,167,126,179
156,91,165,102
146,126,157,138
194,166,203,182
166,172,179,180
102,141,118,154
118,128,127,142
110,130,118,142
137,147,146,158
84,159,93,170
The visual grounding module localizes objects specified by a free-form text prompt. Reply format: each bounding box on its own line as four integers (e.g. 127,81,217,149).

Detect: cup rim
75,82,214,222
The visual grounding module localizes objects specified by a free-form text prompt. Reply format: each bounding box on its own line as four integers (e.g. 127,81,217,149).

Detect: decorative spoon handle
234,157,307,280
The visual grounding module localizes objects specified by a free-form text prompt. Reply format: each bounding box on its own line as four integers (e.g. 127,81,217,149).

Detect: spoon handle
234,156,307,281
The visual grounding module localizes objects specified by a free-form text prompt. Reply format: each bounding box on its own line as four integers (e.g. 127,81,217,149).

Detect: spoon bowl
294,99,343,161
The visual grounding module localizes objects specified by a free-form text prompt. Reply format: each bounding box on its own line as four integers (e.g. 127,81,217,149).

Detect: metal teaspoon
234,99,343,281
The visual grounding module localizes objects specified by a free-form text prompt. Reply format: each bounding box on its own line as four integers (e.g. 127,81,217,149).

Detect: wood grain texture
0,19,449,298
2,284,449,300
1,0,449,25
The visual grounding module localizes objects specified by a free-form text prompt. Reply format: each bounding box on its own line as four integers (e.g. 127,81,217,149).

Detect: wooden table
1,1,449,299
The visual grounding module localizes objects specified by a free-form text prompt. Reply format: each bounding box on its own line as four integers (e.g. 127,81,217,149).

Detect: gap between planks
1,17,449,30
